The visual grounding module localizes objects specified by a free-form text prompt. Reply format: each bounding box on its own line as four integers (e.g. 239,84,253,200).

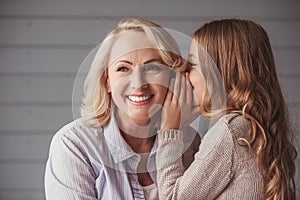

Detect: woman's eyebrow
114,59,162,65
144,58,162,64
115,60,132,65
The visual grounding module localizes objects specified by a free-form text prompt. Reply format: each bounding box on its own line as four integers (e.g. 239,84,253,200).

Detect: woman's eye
116,66,130,72
143,65,162,73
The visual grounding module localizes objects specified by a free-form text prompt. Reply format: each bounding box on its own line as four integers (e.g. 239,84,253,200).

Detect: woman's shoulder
55,118,103,138
48,119,113,169
50,118,106,153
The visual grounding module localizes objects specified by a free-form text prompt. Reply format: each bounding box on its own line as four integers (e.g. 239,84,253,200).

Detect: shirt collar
103,114,158,165
104,114,137,163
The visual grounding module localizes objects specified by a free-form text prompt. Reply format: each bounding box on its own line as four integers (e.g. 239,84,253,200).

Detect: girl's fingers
185,72,193,104
166,77,175,102
172,71,181,102
179,72,186,103
192,90,199,107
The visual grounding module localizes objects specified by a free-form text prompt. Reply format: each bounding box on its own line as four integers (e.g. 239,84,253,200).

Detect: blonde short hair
81,18,185,126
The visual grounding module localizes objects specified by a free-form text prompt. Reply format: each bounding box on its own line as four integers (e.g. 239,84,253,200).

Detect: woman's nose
130,68,148,89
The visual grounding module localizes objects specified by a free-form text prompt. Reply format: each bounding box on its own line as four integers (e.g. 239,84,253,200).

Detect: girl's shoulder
222,113,251,138
210,113,250,136
203,113,251,149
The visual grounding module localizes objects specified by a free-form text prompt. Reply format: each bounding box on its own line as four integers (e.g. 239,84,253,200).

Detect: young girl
156,19,297,199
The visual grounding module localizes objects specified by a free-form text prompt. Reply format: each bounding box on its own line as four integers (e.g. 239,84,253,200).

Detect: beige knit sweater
156,114,264,200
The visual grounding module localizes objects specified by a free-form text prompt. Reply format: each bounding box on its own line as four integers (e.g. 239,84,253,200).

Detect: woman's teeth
127,95,153,103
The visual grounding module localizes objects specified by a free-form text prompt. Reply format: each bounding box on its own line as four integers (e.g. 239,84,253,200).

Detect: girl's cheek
188,69,197,88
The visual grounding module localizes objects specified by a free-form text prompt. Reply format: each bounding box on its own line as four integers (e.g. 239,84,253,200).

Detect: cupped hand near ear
161,72,199,130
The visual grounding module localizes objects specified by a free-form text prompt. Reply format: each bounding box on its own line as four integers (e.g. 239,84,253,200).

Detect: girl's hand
161,72,199,130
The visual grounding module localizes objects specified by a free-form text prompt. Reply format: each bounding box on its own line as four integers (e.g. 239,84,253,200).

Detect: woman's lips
126,94,154,105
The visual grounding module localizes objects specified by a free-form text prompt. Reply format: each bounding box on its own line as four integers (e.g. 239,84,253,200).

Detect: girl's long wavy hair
194,19,297,199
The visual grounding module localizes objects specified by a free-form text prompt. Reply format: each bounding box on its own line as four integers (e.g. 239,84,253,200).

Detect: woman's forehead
109,31,162,65
109,49,161,65
109,31,155,60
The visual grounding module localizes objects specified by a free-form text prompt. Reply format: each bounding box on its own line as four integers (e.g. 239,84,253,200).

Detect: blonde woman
44,18,200,199
157,19,297,199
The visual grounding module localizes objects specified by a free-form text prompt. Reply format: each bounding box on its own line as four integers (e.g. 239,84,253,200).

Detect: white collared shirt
45,115,158,200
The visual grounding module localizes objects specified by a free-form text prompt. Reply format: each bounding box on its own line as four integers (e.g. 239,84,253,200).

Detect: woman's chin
127,113,151,126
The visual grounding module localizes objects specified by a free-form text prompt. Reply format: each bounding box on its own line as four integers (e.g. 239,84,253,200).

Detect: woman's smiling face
106,31,171,126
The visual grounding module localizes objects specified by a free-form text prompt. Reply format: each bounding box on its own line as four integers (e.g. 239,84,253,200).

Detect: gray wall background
0,0,299,199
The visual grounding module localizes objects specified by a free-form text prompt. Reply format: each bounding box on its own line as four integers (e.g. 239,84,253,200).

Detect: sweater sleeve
156,123,236,200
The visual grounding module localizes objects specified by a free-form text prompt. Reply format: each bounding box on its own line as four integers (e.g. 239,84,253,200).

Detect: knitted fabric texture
156,114,264,200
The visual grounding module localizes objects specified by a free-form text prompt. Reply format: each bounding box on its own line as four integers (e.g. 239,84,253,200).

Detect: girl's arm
157,72,235,199
156,122,236,200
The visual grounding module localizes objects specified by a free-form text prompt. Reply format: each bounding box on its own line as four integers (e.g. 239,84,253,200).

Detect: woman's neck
121,131,156,153
115,111,159,153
